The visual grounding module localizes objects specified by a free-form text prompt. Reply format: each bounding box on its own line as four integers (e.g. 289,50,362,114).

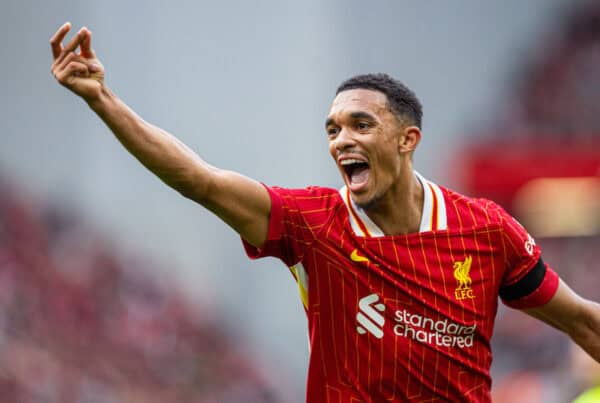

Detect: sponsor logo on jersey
525,234,536,256
350,249,370,264
393,309,476,348
356,294,477,348
453,255,475,300
356,293,385,339
514,218,536,256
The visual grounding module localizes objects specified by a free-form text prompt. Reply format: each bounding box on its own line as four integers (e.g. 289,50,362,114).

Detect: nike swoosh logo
351,249,370,263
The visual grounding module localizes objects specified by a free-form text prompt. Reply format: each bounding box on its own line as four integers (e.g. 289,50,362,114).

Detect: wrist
85,84,113,112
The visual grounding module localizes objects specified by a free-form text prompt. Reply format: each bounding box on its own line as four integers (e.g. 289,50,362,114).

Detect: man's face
326,89,411,209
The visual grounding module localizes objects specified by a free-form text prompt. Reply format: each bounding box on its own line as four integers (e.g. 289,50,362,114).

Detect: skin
49,23,600,363
526,280,600,362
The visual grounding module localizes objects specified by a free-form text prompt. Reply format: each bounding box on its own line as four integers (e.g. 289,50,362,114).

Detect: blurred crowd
0,177,281,403
494,1,600,140
480,2,600,402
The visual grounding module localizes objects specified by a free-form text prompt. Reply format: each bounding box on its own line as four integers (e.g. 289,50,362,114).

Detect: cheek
374,149,400,180
328,141,337,159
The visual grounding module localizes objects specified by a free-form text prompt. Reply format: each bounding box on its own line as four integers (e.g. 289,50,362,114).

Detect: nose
332,127,357,154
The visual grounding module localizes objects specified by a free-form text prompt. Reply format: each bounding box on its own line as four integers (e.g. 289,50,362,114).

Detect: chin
351,190,378,211
351,181,389,211
355,198,378,211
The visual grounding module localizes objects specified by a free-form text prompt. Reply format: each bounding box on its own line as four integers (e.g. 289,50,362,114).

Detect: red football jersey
243,173,559,402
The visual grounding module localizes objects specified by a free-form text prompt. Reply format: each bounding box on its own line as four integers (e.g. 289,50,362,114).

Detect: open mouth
341,159,370,191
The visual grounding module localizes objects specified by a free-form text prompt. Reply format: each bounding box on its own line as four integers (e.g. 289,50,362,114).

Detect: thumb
88,62,101,73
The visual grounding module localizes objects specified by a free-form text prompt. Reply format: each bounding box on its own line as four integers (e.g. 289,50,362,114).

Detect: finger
53,52,87,79
79,29,96,59
56,27,86,65
49,22,72,60
63,27,86,53
67,61,91,78
56,61,90,83
55,51,79,73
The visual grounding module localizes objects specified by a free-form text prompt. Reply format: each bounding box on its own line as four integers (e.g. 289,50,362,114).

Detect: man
50,23,600,402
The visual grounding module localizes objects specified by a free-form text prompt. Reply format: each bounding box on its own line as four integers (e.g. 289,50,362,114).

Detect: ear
398,126,421,154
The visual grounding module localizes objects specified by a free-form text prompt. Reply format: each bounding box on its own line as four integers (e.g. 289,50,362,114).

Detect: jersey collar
415,171,448,232
339,171,447,238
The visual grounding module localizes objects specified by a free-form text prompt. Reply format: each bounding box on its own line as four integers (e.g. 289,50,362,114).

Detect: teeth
340,159,365,166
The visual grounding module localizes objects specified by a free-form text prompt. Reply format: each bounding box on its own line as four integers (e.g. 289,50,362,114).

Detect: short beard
354,191,383,211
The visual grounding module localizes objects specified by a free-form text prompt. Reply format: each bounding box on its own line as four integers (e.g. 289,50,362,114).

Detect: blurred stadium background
1,1,599,402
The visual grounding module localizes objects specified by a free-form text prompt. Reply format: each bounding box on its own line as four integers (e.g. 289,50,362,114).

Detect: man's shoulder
268,185,345,237
267,186,342,205
268,185,344,213
271,185,341,199
440,185,509,229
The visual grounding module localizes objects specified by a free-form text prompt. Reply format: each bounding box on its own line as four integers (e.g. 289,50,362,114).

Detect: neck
363,170,424,236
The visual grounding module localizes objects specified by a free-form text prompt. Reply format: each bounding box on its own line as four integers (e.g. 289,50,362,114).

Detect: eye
327,127,340,137
357,121,370,130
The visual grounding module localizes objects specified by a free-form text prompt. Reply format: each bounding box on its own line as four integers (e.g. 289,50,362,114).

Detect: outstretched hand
50,22,105,102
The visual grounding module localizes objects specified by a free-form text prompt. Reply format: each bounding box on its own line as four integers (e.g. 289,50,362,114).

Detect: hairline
335,87,414,128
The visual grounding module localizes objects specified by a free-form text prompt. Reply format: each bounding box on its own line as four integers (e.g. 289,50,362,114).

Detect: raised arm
50,23,270,247
525,279,600,363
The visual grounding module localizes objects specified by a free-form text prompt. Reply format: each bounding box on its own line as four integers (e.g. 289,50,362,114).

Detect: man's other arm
525,280,600,363
50,23,269,247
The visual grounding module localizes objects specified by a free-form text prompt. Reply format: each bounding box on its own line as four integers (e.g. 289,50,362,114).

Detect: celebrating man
50,23,600,402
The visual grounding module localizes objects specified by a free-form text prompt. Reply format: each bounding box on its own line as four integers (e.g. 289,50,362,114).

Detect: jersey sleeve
242,185,341,266
498,208,559,309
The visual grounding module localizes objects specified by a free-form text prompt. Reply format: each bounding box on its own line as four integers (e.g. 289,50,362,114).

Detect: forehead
328,89,389,120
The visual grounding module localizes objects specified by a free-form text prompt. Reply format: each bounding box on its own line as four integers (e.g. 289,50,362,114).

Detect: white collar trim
339,171,447,237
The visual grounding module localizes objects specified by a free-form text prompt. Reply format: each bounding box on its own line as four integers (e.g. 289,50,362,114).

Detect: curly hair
336,73,423,129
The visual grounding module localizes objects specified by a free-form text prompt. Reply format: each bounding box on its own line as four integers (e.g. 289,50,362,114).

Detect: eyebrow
325,111,377,128
350,111,376,121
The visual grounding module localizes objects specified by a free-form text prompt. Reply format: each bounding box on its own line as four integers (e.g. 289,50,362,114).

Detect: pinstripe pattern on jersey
243,177,558,403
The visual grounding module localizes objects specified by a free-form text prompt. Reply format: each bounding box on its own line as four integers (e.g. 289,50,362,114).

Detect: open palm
50,22,105,101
